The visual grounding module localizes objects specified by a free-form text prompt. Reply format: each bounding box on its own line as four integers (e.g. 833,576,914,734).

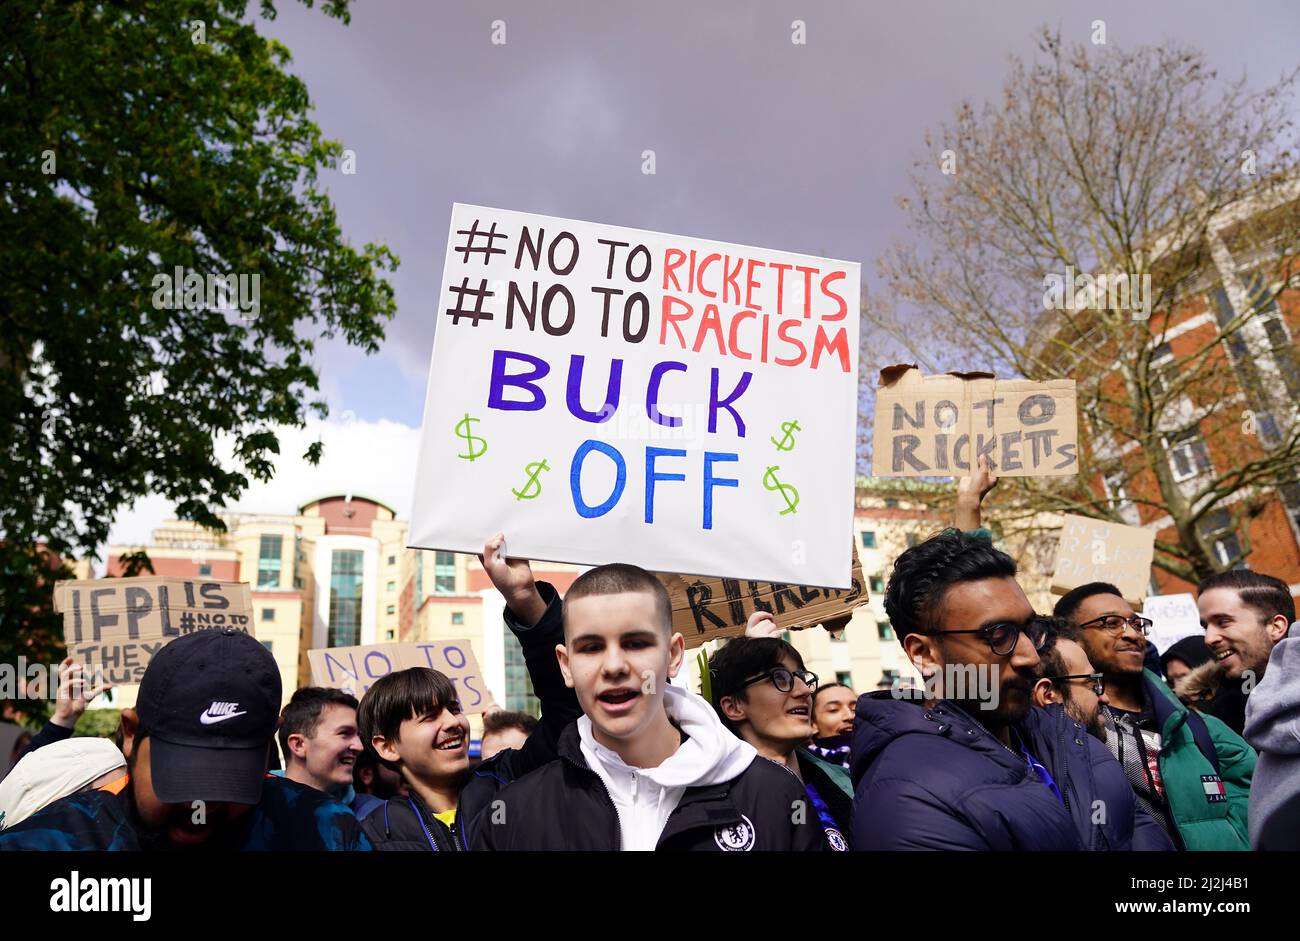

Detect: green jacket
1144,669,1255,851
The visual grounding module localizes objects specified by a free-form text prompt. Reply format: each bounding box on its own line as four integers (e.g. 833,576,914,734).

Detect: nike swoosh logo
199,710,247,725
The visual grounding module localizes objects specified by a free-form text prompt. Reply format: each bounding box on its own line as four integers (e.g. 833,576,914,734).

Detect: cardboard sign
307,640,491,711
1050,514,1155,604
872,364,1078,478
656,544,869,648
409,204,861,588
1141,593,1204,655
53,577,254,686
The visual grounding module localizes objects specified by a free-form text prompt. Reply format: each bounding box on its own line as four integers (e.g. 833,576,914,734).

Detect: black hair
357,667,458,751
1197,570,1295,626
884,528,1018,641
705,636,806,734
1031,617,1084,698
563,563,672,634
277,687,359,765
482,709,539,738
1052,581,1124,624
810,682,854,721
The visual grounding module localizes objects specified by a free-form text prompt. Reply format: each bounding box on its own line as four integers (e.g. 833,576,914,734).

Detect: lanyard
1016,735,1065,806
409,797,442,852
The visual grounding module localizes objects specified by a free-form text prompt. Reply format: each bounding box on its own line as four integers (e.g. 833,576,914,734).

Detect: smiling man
1196,570,1295,736
278,688,363,805
1055,582,1255,851
474,563,824,851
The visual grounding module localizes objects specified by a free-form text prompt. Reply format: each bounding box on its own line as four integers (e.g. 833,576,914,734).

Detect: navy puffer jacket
1017,703,1173,851
849,691,1082,851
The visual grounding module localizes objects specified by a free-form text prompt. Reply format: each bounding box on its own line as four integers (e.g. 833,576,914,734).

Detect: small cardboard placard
307,639,492,711
656,543,869,648
53,577,254,686
872,364,1078,477
1051,514,1156,604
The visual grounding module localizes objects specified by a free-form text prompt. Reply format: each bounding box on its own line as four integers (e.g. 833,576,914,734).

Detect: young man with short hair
277,687,363,802
357,533,583,851
807,683,855,770
708,634,852,849
0,629,370,851
480,709,539,762
851,529,1082,850
474,563,824,851
1055,582,1254,850
1196,570,1295,735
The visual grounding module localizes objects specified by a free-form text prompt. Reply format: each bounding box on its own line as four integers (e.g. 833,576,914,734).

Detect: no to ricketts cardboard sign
1051,514,1156,604
409,204,860,589
656,543,870,648
308,640,492,712
872,365,1078,477
53,577,254,686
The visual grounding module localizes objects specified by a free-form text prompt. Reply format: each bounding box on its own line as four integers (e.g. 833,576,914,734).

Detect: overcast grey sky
256,0,1299,426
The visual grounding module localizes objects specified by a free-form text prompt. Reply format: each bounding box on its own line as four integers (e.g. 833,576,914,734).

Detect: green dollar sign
770,419,801,451
763,466,800,515
454,413,488,461
512,459,551,500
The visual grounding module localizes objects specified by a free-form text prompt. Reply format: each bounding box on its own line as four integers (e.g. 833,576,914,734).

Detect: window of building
261,641,273,653
327,549,364,647
1197,509,1245,570
386,629,395,640
198,564,212,576
1103,471,1140,526
835,671,853,688
869,575,885,594
388,554,396,566
1280,481,1300,533
1148,342,1175,398
879,668,900,689
860,531,876,549
414,556,424,607
386,580,395,592
258,534,283,589
451,611,465,626
877,621,893,640
434,551,456,594
503,622,541,716
1165,428,1213,482
261,608,275,621
386,604,395,615
884,498,899,509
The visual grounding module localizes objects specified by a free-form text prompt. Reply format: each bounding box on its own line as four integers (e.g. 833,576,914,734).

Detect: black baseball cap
136,628,282,805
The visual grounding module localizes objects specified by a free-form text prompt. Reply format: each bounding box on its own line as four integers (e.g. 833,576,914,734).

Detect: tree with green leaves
0,0,397,722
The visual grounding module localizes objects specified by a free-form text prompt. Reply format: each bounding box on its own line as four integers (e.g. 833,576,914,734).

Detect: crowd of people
0,465,1295,851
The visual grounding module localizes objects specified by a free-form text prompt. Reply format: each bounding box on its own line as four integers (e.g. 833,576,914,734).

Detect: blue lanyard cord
1016,739,1065,806
802,781,841,836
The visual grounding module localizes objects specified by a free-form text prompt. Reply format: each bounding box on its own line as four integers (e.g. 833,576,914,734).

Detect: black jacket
471,722,827,851
362,581,582,851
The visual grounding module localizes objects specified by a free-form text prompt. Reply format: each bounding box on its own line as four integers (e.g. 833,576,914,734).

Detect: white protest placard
1141,593,1204,655
872,365,1078,477
410,204,860,587
1051,514,1156,604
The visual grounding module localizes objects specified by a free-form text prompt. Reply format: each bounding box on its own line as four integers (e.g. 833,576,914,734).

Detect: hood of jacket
576,684,756,791
1175,660,1225,706
1244,621,1300,755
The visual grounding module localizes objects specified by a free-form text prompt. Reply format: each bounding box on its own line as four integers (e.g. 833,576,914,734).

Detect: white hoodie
577,684,757,851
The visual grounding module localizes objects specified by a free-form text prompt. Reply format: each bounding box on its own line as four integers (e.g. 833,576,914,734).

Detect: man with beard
0,629,370,851
1024,618,1173,850
1055,582,1254,851
849,528,1082,850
